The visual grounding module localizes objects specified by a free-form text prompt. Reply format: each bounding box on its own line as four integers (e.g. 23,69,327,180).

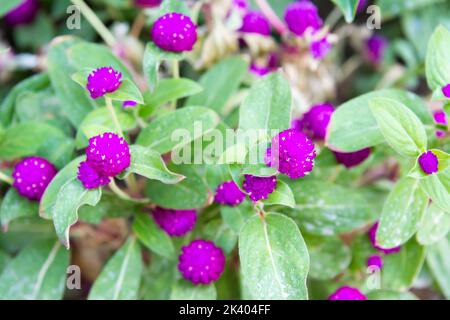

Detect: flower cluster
214,180,246,206
239,11,271,36
242,174,278,202
284,1,322,37
418,151,439,175
329,286,367,300
86,67,122,99
4,0,39,26
152,207,197,237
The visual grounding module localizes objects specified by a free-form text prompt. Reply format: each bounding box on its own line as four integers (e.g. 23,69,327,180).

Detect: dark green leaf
331,0,359,23
0,189,38,230
170,280,216,300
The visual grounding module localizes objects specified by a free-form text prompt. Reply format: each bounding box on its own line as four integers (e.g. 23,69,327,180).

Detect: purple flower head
122,100,137,108
329,286,367,300
365,35,387,64
434,110,448,138
310,36,332,60
368,222,401,254
4,0,39,26
266,129,316,179
442,84,450,98
178,239,226,285
214,180,246,206
284,1,323,37
152,207,197,237
367,254,383,269
239,11,271,36
296,103,334,140
12,156,57,201
418,151,439,175
86,67,122,99
249,63,271,77
334,148,371,168
77,161,110,190
242,175,277,202
151,12,197,52
134,0,163,8
357,0,368,13
85,132,131,177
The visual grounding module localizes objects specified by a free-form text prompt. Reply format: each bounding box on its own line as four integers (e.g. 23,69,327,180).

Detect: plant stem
0,171,13,185
70,0,117,47
130,11,146,38
325,7,342,31
108,179,149,203
254,0,288,35
105,97,124,137
170,59,180,109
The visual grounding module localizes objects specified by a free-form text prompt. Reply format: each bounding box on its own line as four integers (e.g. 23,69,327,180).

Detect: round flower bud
4,0,39,26
434,110,448,138
77,161,110,190
249,63,271,77
151,12,197,52
368,222,401,254
442,84,450,98
178,240,226,285
284,1,322,37
242,175,277,202
266,129,316,179
214,180,246,206
152,207,197,237
295,103,334,140
86,67,122,99
239,11,271,36
367,254,383,269
310,36,332,60
329,286,367,300
418,150,439,175
365,35,387,64
85,132,131,177
334,148,371,168
134,0,162,8
122,100,137,108
12,156,57,201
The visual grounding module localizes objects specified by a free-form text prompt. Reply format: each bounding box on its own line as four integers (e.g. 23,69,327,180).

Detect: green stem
108,179,149,204
0,171,13,185
70,0,117,47
170,59,180,109
105,97,123,137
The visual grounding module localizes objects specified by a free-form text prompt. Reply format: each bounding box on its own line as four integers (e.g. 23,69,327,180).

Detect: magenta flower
334,148,371,168
365,35,387,64
418,151,439,175
77,161,110,190
295,103,334,140
284,1,322,37
122,100,137,108
214,180,246,206
442,84,450,98
310,36,332,60
239,11,271,36
151,12,197,52
178,240,226,285
86,67,122,99
265,129,316,179
367,254,383,269
368,222,401,254
249,63,271,77
242,175,277,202
85,132,131,177
233,0,248,10
12,156,57,201
4,0,39,26
357,0,368,13
134,0,162,8
329,286,367,300
152,207,197,237
434,110,448,138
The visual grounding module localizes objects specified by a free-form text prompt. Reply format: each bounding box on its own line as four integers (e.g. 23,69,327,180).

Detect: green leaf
13,13,55,51
158,0,191,16
239,213,309,300
381,238,426,291
201,219,238,255
132,213,175,259
0,251,10,274
137,106,220,153
367,290,418,300
417,203,450,245
140,257,177,300
89,237,143,300
106,79,144,104
220,200,256,234
376,177,428,248
170,280,217,300
377,0,444,18
140,78,203,118
326,89,432,152
425,25,450,91
426,234,450,299
369,98,428,157
52,179,102,248
0,189,38,230
40,157,84,219
186,57,249,114
122,145,185,184
420,170,450,213
331,0,359,23
263,180,295,208
0,240,69,299
239,73,292,134
0,0,22,17
284,180,376,236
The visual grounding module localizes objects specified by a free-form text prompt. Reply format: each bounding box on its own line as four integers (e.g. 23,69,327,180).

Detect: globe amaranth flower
368,222,401,254
284,1,322,37
86,67,122,99
214,180,246,206
4,0,39,26
134,0,162,8
329,286,367,300
265,129,316,179
77,161,110,190
365,35,387,64
178,240,225,285
418,150,439,175
151,12,197,52
434,110,448,138
357,0,368,13
334,148,371,168
12,156,57,201
239,11,271,36
367,254,383,269
249,63,271,77
442,84,450,98
295,103,334,140
310,36,332,60
152,207,197,237
242,175,277,202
